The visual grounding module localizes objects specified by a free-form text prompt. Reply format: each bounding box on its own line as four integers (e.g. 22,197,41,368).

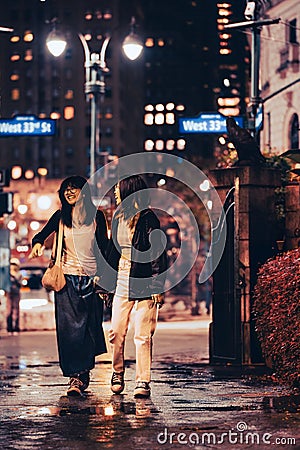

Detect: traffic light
0,192,13,215
0,168,10,187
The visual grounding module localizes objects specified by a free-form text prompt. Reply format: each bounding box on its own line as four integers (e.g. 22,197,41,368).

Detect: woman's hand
29,243,43,259
151,293,164,308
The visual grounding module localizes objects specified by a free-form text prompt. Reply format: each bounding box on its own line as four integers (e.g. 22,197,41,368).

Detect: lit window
50,112,61,120
96,34,103,41
155,113,164,125
218,97,240,107
10,35,20,43
223,78,230,87
85,11,92,20
64,106,75,120
220,41,229,47
218,107,240,116
11,166,22,179
24,31,34,42
155,140,164,151
155,104,164,111
84,33,92,41
145,38,154,47
220,48,232,55
25,170,34,179
65,90,74,100
96,10,102,19
158,38,165,47
144,114,154,125
219,8,232,16
219,136,226,145
103,10,112,20
145,104,154,112
144,140,154,151
39,113,46,118
177,139,186,150
217,18,229,24
166,113,175,125
166,103,175,111
11,54,21,62
105,109,113,119
176,104,185,111
219,33,231,39
166,140,175,151
10,72,19,81
11,89,20,101
24,49,33,61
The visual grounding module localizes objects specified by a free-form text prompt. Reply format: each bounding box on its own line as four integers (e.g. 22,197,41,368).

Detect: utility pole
224,1,280,138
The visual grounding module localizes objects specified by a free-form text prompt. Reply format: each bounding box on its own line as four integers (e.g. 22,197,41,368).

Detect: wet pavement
0,320,299,450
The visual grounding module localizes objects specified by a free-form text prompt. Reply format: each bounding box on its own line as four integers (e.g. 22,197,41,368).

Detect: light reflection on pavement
0,326,299,449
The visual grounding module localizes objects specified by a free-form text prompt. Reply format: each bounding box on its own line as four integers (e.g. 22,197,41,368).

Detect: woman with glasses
29,176,108,396
104,175,167,398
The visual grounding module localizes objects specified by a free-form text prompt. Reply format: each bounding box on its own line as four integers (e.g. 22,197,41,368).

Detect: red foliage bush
253,248,300,388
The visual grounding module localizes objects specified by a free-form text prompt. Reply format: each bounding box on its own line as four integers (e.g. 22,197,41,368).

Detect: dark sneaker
111,371,125,394
67,377,84,396
79,371,90,391
134,382,151,398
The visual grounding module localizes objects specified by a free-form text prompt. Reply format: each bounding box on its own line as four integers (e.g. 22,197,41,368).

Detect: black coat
32,209,108,277
104,209,167,300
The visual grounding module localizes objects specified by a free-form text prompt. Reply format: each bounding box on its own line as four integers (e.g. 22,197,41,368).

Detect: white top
62,222,97,276
117,217,132,261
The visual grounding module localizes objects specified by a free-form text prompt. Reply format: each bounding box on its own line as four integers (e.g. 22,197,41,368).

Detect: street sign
179,113,244,134
0,115,56,136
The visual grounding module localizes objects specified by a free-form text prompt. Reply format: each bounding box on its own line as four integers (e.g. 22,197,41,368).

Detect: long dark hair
117,175,150,223
58,176,96,227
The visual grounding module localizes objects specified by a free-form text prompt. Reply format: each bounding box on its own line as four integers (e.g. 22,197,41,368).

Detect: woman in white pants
104,175,167,398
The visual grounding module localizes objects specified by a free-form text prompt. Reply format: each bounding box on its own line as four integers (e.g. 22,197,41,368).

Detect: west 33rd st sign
0,115,56,136
179,113,244,134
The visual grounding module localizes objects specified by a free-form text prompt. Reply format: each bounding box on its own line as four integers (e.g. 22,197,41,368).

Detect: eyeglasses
64,186,79,193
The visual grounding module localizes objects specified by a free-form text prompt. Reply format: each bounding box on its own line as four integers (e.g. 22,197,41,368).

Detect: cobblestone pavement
0,321,299,450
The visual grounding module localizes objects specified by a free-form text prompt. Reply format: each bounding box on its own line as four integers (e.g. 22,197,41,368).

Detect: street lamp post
46,17,143,180
224,1,280,138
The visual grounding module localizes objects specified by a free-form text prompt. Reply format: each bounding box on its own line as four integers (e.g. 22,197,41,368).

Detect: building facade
260,0,299,154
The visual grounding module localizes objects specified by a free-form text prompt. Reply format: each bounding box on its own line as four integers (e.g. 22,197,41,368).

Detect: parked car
19,265,55,331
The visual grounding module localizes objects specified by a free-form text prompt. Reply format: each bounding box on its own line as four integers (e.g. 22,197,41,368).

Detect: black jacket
104,209,167,300
32,209,108,277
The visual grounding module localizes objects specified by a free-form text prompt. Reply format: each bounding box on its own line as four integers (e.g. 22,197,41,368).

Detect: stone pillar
285,183,300,250
209,166,281,364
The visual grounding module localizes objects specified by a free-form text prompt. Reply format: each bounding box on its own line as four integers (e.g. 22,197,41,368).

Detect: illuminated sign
0,115,56,136
179,113,244,134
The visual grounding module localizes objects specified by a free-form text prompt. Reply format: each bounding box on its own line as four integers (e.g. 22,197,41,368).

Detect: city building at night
0,0,252,177
260,0,299,154
0,0,143,179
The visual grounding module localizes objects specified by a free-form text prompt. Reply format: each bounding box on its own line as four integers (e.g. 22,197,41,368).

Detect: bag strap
54,220,64,266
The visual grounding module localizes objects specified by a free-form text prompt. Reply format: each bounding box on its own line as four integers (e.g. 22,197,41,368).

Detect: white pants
110,262,158,383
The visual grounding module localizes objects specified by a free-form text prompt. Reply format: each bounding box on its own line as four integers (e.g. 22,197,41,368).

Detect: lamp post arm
100,36,111,70
78,33,92,83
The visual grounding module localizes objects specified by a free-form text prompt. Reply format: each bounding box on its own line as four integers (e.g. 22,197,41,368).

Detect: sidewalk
0,322,299,450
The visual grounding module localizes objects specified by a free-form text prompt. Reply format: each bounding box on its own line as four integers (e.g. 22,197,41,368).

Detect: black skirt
54,275,107,377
